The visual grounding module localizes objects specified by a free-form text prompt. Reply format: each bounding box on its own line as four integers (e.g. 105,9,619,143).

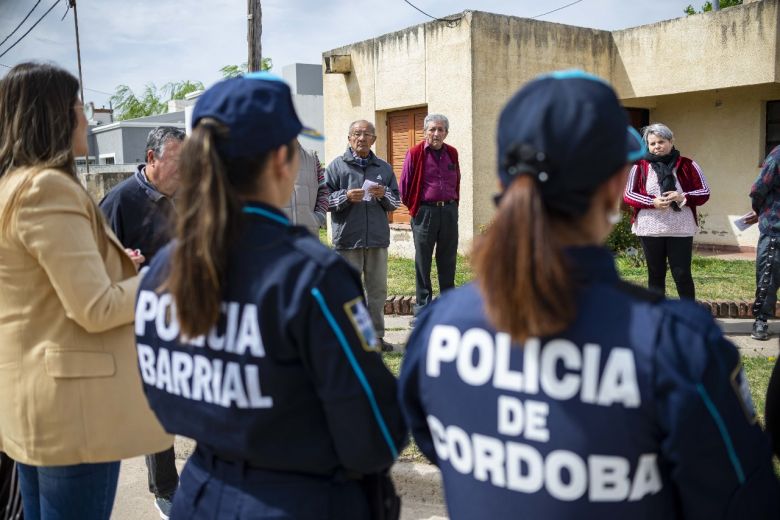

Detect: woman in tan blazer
0,63,171,519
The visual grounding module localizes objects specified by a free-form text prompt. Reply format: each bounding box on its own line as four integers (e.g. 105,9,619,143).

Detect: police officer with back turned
398,71,780,519
135,73,406,519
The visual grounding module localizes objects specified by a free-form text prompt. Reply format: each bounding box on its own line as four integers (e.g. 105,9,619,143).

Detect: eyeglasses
350,132,375,138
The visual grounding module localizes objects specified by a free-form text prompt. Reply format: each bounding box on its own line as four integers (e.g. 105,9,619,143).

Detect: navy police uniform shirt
135,202,406,477
398,246,780,519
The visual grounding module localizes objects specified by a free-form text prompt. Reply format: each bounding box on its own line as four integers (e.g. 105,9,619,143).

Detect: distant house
183,63,325,159
84,111,186,166
323,0,777,255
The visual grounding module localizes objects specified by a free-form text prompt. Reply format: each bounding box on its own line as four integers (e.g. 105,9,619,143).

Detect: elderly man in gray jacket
326,119,400,351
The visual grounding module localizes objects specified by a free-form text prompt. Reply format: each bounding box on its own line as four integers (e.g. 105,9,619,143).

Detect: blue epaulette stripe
696,384,746,484
310,287,399,459
243,206,290,226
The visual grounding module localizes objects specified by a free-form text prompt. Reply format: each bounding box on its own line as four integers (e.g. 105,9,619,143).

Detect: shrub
606,210,641,253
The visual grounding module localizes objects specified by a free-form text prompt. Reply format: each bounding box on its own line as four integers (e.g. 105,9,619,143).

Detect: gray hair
348,120,376,135
642,123,673,144
423,114,449,132
146,126,185,159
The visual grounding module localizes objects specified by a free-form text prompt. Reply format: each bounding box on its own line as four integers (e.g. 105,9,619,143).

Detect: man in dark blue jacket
100,126,184,519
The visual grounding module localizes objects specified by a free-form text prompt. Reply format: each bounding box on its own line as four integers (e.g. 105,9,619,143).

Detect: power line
0,62,112,97
402,0,463,26
0,1,42,49
532,0,585,19
0,0,62,60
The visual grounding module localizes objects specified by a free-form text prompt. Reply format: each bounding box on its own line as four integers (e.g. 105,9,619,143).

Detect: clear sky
0,0,705,108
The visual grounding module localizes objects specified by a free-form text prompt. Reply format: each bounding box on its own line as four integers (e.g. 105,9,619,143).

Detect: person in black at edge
398,70,780,519
134,72,406,519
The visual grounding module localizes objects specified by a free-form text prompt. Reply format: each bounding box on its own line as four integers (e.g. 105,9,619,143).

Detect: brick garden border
699,300,770,319
385,296,768,319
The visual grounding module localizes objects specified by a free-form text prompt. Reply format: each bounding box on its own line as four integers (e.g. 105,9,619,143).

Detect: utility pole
69,0,89,173
713,0,720,11
247,0,262,72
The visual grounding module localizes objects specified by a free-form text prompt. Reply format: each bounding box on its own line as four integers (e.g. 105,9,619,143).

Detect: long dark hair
473,176,576,343
166,118,294,338
0,63,80,230
0,62,79,177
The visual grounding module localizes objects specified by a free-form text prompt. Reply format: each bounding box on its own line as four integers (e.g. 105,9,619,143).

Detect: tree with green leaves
109,80,204,121
684,0,742,15
219,59,272,79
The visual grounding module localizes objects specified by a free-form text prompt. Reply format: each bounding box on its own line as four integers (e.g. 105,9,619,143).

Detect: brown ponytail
473,176,576,343
165,119,243,338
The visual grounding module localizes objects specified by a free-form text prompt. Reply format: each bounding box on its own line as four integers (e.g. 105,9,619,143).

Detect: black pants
172,446,370,519
0,452,22,520
639,236,695,299
753,234,780,321
411,203,458,313
145,447,178,499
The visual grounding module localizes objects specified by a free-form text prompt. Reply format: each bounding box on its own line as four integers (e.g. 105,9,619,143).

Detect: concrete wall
469,12,617,237
292,94,325,158
323,17,473,257
283,63,323,96
611,0,780,98
630,83,780,249
122,127,155,164
77,165,135,203
93,129,125,163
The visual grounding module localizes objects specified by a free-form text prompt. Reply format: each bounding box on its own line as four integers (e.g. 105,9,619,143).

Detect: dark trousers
639,236,695,299
411,203,458,313
0,452,22,520
146,447,178,499
753,234,780,321
172,446,369,519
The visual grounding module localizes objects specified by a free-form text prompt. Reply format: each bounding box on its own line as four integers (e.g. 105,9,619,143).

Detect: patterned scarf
349,147,371,169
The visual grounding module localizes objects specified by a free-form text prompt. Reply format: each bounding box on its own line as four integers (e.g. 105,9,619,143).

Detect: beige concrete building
323,0,780,256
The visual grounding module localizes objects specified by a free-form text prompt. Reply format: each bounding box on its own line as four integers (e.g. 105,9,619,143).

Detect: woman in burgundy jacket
623,123,710,299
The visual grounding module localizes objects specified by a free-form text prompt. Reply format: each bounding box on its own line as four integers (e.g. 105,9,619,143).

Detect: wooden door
387,106,427,224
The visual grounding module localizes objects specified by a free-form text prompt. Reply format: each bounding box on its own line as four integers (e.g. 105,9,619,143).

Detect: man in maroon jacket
400,114,460,316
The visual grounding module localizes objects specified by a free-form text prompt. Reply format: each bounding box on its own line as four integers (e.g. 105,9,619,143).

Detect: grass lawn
616,256,756,301
385,254,756,301
321,226,756,300
382,352,780,468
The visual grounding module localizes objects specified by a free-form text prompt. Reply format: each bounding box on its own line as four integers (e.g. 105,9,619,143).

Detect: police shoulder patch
343,297,379,352
731,363,758,424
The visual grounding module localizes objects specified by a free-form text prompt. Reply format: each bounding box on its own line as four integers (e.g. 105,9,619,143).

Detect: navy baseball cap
191,72,322,161
497,70,644,214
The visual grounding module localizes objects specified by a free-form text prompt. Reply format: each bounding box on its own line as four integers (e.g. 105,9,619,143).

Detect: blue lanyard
242,206,290,226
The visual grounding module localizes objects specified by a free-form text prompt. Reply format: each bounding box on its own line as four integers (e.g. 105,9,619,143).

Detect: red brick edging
699,300,768,319
385,296,768,319
384,296,415,315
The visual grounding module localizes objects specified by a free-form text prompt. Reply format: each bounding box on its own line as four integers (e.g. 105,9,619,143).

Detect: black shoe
751,319,770,341
380,339,395,352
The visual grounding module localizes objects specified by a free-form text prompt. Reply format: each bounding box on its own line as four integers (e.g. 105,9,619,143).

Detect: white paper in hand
733,212,756,232
361,180,379,201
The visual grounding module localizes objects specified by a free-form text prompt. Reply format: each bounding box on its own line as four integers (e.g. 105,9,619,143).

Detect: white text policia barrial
424,325,662,503
134,290,274,409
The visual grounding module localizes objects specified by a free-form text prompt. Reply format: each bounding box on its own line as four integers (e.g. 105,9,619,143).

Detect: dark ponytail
473,176,576,343
165,119,240,337
166,119,296,337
